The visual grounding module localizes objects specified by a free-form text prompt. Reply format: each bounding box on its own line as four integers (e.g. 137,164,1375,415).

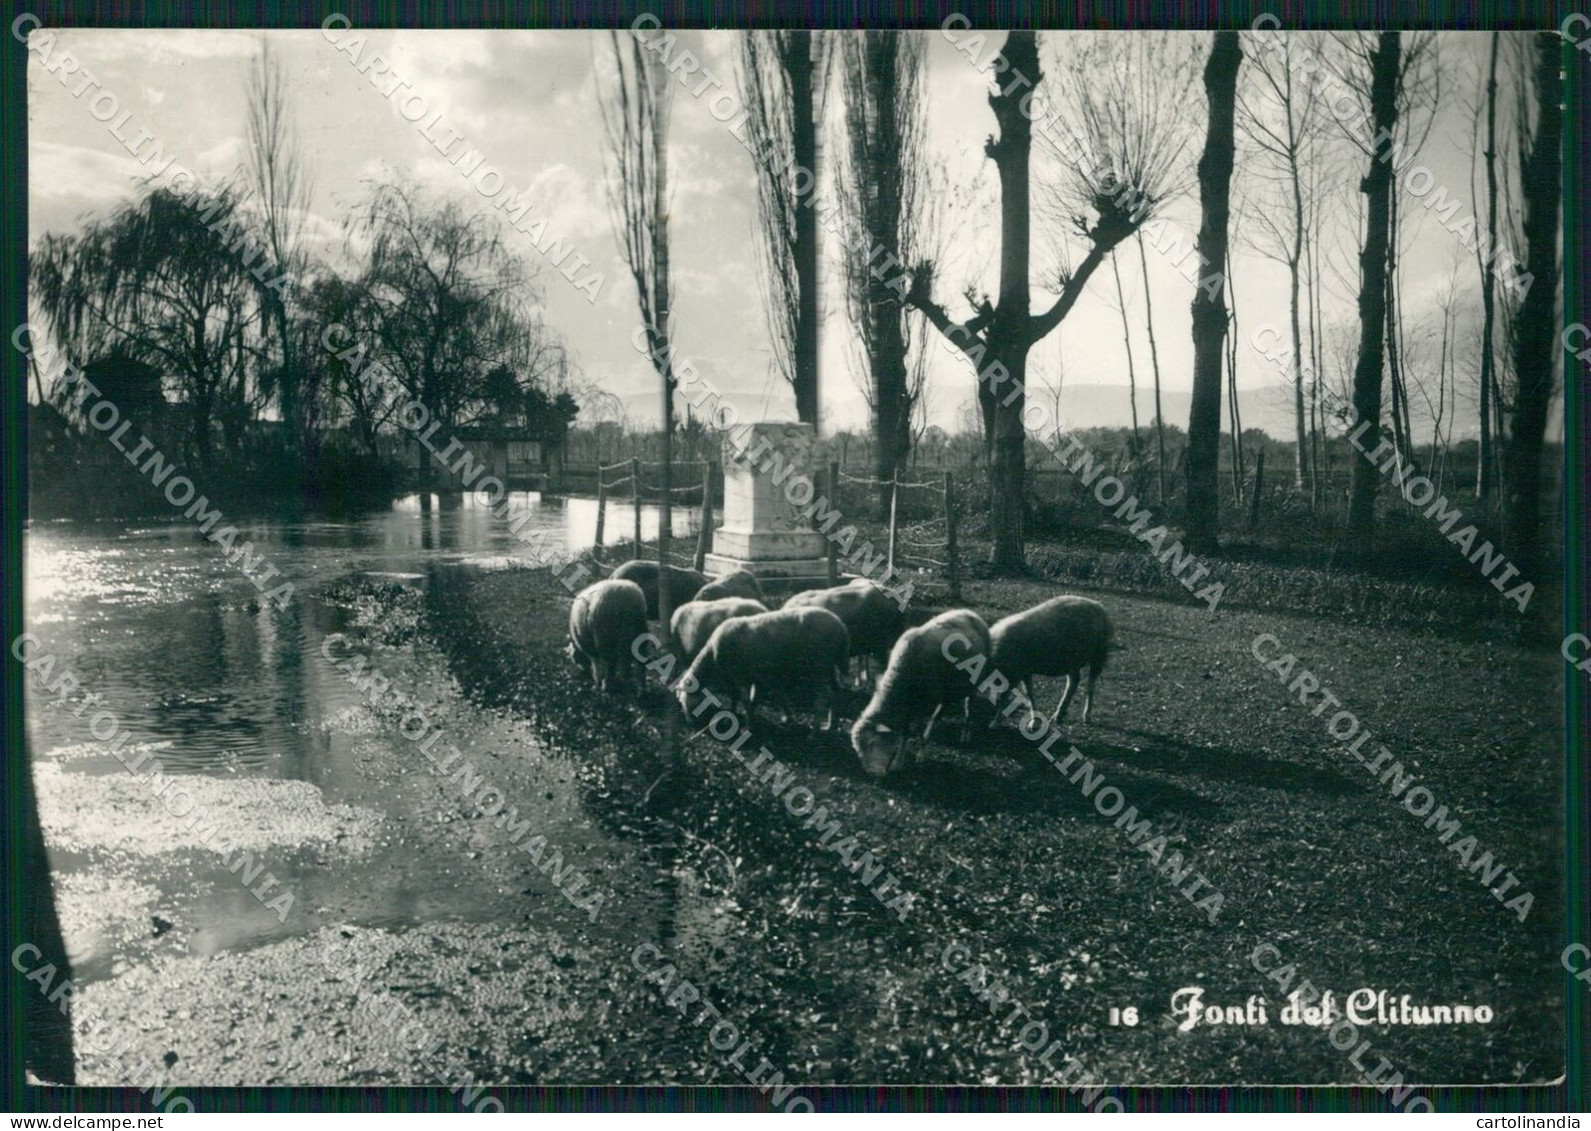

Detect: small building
401,426,564,491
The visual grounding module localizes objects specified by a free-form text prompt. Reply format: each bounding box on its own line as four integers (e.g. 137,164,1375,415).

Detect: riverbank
42,560,1563,1089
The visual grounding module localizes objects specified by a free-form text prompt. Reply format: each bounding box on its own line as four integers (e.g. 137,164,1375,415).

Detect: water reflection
22,491,694,981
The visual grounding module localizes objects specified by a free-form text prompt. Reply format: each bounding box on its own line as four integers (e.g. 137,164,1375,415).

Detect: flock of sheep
565,560,1116,780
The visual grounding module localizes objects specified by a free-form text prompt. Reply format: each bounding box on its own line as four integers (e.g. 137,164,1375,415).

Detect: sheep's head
675,671,716,721
851,719,908,779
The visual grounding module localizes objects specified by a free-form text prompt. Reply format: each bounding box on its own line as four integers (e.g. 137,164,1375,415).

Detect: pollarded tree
907,31,1194,570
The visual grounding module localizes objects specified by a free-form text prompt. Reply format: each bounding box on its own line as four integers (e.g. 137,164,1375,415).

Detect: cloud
29,141,149,230
44,27,263,64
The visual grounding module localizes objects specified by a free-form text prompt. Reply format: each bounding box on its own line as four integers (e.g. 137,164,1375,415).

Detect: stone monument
704,421,832,584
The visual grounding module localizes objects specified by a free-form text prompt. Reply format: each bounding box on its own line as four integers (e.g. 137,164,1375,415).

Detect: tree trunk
1347,32,1400,547
1111,249,1141,454
1226,247,1246,504
791,31,820,428
985,31,1041,573
653,75,676,651
1505,32,1562,575
1185,31,1241,554
861,35,912,516
1137,232,1168,506
1477,33,1500,501
1287,127,1308,491
907,31,1125,572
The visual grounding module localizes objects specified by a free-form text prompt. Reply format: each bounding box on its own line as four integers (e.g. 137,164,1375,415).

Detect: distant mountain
1038,382,1298,440
613,380,1484,443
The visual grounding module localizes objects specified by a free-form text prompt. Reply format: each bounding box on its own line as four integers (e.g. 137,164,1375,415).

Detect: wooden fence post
694,461,713,571
1248,447,1265,529
826,461,840,586
630,457,642,561
886,473,899,574
944,471,961,602
594,471,608,557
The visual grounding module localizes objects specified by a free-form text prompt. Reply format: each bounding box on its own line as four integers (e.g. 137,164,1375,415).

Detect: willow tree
739,31,826,426
908,31,1192,570
837,30,935,512
602,30,678,642
31,183,267,469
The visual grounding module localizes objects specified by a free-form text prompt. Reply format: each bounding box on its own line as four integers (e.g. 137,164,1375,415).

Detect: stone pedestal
704,421,832,584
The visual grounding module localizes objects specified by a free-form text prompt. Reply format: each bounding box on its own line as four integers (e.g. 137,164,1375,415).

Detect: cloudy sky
28,27,1509,438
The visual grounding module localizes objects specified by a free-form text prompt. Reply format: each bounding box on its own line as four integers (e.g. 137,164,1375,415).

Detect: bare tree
836,30,936,512
1342,32,1400,546
1473,34,1502,500
1134,231,1169,505
1504,31,1562,574
1237,30,1323,491
345,182,534,428
739,31,827,426
909,31,1193,570
243,40,314,448
601,30,678,641
1185,31,1242,554
1107,248,1141,454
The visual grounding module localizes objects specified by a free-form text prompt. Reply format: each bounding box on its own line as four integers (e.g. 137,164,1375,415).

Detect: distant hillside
615,379,1485,443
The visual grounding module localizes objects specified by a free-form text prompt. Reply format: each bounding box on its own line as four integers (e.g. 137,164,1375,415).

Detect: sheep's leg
959,697,973,743
923,703,945,741
1022,678,1039,729
1049,673,1077,727
1083,665,1099,723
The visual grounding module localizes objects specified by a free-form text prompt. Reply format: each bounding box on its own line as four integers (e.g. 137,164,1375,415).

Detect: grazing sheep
676,607,850,730
988,595,1114,727
851,609,992,778
566,579,649,693
611,560,709,620
694,568,765,604
784,578,904,683
670,597,768,664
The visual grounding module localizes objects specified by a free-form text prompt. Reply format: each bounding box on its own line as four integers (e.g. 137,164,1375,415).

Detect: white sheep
694,568,765,604
611,560,709,620
566,578,649,693
676,607,850,730
783,578,903,685
670,597,768,664
988,595,1115,727
850,609,992,778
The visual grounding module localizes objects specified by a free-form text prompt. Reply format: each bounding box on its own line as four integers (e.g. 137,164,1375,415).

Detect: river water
23,491,700,980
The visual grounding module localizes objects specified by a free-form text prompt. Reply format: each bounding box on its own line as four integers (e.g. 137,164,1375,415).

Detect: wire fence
830,466,962,600
593,459,717,569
